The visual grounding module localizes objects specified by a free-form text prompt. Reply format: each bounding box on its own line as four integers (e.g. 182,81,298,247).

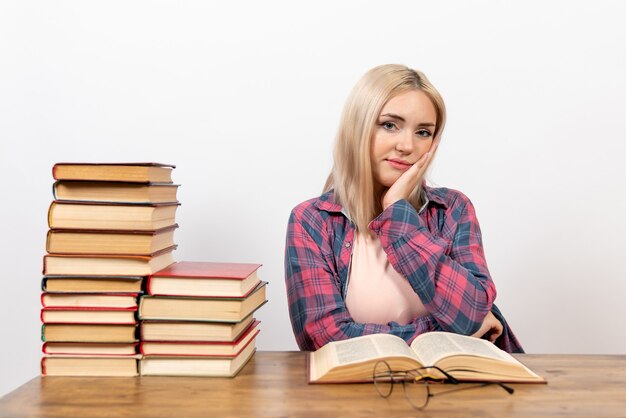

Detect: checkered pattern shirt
285,186,523,353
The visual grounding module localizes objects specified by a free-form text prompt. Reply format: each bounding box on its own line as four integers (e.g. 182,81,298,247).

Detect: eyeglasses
373,360,514,410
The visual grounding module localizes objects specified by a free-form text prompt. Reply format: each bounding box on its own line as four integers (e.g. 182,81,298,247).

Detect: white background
1,0,625,397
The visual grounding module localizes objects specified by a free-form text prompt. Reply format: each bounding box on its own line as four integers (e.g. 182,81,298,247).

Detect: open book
309,332,545,383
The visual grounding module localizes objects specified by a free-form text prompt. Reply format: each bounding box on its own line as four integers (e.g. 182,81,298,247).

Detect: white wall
1,0,625,397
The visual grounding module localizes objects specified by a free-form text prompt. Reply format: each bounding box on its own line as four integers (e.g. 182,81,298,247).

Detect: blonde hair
324,64,446,232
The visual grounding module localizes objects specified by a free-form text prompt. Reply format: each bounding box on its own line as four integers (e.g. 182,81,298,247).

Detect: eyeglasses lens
373,361,394,398
404,369,430,409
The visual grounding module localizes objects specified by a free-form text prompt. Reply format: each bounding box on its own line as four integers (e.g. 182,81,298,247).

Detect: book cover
40,307,138,324
52,181,180,204
139,343,257,377
139,321,260,357
138,282,267,322
151,261,262,280
46,225,178,255
53,162,175,183
42,342,139,356
41,323,139,343
41,355,141,376
42,245,176,276
42,275,144,293
48,201,180,230
140,314,255,342
41,293,138,308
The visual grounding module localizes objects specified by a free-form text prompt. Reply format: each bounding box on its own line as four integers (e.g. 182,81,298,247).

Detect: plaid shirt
285,186,523,353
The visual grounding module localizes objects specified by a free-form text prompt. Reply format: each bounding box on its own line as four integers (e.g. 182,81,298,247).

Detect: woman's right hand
381,139,439,210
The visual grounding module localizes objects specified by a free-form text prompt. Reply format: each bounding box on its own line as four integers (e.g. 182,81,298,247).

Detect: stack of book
138,261,267,377
41,163,179,376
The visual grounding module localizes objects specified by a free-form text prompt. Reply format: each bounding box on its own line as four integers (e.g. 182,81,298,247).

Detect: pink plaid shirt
284,186,523,353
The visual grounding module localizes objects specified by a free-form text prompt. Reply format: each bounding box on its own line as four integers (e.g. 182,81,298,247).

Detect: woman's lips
386,159,413,171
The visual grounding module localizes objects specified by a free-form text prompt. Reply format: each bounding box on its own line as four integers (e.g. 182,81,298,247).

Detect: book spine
145,275,153,295
47,202,55,228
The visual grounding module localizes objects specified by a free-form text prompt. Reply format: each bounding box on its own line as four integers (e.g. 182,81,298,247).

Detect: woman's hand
381,138,440,210
471,311,503,343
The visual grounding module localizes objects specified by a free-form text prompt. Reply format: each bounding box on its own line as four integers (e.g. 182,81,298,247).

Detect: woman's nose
395,130,414,154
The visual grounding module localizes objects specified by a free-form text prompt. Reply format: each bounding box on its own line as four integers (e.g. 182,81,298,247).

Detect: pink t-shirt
345,231,428,325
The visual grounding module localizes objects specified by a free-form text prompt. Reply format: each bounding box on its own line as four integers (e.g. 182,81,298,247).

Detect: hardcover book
48,201,179,230
41,307,138,324
140,314,255,342
308,332,545,384
53,162,175,183
42,245,176,276
140,320,260,356
140,337,257,377
147,261,262,297
46,225,178,255
42,342,138,356
41,293,138,309
139,281,267,322
42,324,138,343
41,355,140,376
53,181,179,204
42,276,143,293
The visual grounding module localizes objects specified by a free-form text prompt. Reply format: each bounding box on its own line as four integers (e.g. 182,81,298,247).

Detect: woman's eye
381,121,397,130
416,129,432,138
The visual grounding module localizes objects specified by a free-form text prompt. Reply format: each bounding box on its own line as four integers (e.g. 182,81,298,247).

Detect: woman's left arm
369,196,496,336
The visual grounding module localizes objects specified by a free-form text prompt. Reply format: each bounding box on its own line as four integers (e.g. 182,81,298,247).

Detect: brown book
42,276,143,293
42,324,137,343
53,181,179,204
42,342,138,356
139,282,267,323
308,332,545,384
42,245,176,276
147,261,262,297
41,308,137,324
140,337,257,377
41,355,140,376
48,201,179,230
53,162,175,183
46,225,178,255
140,315,255,342
140,321,260,356
41,293,137,308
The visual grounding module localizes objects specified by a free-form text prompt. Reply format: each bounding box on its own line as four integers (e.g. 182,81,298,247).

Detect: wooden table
1,352,625,417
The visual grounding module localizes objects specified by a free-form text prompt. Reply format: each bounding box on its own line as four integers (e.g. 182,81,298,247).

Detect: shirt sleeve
368,197,497,336
285,205,440,351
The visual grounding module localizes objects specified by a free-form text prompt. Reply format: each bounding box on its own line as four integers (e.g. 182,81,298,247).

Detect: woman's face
370,89,437,191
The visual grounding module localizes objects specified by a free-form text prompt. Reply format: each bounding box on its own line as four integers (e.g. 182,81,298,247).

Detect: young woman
285,64,523,353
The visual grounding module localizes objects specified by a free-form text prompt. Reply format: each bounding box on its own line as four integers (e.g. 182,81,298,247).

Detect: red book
139,320,260,357
147,261,262,297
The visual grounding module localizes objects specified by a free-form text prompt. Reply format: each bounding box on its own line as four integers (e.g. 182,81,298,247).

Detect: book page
411,332,514,366
333,334,417,365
